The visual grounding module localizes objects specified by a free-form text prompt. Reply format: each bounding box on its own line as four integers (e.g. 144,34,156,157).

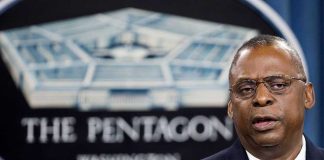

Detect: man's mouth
252,116,278,132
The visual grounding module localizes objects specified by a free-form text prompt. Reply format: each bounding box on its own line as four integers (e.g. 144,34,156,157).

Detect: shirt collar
245,135,306,160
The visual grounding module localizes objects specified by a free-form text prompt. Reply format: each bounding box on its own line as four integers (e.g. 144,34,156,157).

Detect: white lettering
21,117,77,143
21,118,39,143
87,117,102,143
86,115,233,143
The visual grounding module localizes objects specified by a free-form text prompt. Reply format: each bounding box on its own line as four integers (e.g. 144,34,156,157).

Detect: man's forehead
229,45,298,82
238,45,292,60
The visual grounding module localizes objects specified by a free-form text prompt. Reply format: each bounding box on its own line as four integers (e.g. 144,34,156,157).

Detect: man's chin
252,133,282,148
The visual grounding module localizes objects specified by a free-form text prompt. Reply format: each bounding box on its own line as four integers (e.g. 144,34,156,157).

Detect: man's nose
252,83,274,107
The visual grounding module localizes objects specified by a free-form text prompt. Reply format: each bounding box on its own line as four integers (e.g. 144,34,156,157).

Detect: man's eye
237,86,255,95
270,82,289,90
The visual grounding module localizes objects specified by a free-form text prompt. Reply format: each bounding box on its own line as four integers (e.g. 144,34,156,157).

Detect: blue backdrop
265,0,324,146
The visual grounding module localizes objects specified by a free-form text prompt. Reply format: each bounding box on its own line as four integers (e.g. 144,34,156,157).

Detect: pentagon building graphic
0,8,258,111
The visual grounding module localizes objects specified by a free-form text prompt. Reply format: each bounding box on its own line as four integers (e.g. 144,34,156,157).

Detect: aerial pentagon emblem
0,8,258,111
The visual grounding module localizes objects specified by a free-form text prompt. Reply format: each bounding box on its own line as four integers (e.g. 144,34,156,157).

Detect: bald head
229,35,306,83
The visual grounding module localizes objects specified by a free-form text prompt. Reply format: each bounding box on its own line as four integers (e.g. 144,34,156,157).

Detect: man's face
228,45,314,149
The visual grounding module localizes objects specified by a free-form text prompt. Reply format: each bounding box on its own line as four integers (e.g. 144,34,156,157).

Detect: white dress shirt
246,135,306,160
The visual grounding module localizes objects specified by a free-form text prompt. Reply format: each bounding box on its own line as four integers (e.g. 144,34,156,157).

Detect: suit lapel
228,140,249,160
305,135,324,160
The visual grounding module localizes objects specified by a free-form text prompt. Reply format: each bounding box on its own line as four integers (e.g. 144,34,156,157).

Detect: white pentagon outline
244,0,309,78
0,0,19,15
1,1,303,110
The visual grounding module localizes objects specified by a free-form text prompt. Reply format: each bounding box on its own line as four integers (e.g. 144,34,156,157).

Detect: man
203,35,324,160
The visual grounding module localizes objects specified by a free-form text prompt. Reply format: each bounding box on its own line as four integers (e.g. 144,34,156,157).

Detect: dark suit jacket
203,136,324,160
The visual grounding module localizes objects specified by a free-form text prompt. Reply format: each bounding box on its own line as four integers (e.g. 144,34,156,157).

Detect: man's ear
228,100,233,119
304,83,315,109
